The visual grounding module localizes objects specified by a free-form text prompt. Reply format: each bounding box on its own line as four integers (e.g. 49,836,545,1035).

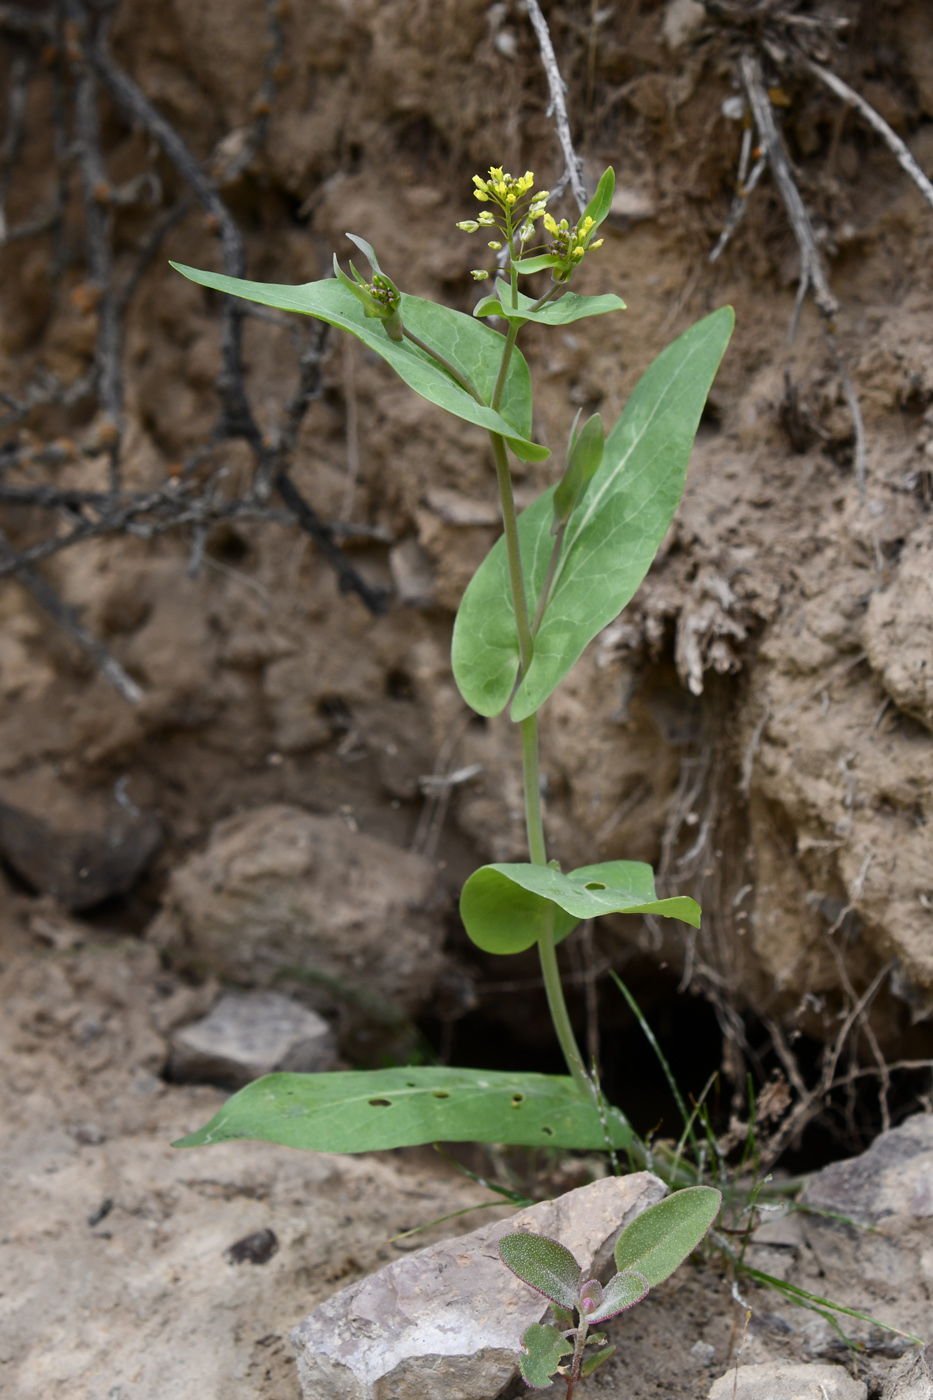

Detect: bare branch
524,0,588,213
802,56,933,215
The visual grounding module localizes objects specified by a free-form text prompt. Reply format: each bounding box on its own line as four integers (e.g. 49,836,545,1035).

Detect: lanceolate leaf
499,1233,582,1309
518,1324,573,1389
451,307,734,718
460,860,701,956
582,1344,616,1379
581,166,616,229
170,263,546,462
473,284,626,326
614,1186,722,1286
172,1066,635,1154
585,1269,649,1323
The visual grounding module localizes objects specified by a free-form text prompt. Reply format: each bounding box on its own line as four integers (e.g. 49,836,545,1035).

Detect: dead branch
524,0,588,213
738,51,867,501
0,525,143,704
801,56,933,215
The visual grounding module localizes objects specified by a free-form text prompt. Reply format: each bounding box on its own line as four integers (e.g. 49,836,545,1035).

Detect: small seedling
499,1187,721,1395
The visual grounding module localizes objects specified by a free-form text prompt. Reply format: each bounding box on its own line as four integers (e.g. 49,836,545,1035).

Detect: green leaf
172,1066,634,1153
473,283,626,326
586,1269,649,1323
552,412,604,531
512,254,561,274
582,167,615,230
450,307,734,719
170,262,547,462
499,1233,582,1309
614,1186,721,1286
460,860,701,956
518,1324,573,1389
581,1344,616,1379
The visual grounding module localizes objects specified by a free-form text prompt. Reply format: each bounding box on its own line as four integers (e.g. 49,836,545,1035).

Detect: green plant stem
531,522,565,636
488,318,590,1103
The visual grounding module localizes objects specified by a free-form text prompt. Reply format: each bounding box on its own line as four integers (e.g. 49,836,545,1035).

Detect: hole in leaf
368,1098,392,1107
541,1125,554,1137
405,1081,416,1088
511,1093,525,1106
584,881,607,890
432,1091,450,1099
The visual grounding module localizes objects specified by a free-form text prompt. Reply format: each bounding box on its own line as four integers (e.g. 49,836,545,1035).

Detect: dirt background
1,0,933,1396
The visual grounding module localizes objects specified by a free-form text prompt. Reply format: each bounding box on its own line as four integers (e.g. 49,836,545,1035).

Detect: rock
864,531,933,733
708,1362,867,1400
662,0,706,51
169,990,336,1087
800,1112,933,1223
883,1348,933,1399
147,805,447,1012
291,1171,667,1400
0,783,161,911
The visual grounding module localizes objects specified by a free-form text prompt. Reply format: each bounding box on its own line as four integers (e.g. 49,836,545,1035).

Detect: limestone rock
708,1362,866,1400
291,1171,667,1400
882,1348,933,1400
169,990,336,1087
801,1112,933,1223
148,805,447,1011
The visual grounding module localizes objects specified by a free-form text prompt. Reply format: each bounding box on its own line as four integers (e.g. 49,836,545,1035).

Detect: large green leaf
473,285,626,326
613,1186,721,1286
170,263,546,462
460,860,701,956
172,1066,634,1153
499,1233,582,1309
451,307,734,718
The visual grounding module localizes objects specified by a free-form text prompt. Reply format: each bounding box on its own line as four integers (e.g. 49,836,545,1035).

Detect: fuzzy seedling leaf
614,1186,721,1286
460,859,700,956
499,1232,582,1309
585,1268,649,1323
581,1344,616,1379
451,306,734,718
170,263,546,462
172,1066,635,1153
519,1323,573,1389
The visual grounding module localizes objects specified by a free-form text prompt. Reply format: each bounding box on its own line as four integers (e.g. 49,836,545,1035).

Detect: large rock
148,805,447,1011
168,990,337,1087
291,1172,667,1400
708,1362,866,1400
801,1112,933,1224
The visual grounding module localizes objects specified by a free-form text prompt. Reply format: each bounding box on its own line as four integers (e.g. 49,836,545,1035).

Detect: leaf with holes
518,1324,573,1389
170,263,545,462
451,307,734,719
499,1233,582,1309
585,1268,649,1323
172,1066,635,1153
614,1186,721,1286
460,860,700,956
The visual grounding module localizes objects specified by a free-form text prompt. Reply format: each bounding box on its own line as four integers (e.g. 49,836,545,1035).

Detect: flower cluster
543,212,604,283
456,165,550,280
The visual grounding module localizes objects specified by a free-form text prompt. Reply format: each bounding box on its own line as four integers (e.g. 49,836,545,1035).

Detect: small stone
662,0,706,50
291,1172,667,1400
692,1340,717,1366
169,991,336,1088
708,1362,867,1400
